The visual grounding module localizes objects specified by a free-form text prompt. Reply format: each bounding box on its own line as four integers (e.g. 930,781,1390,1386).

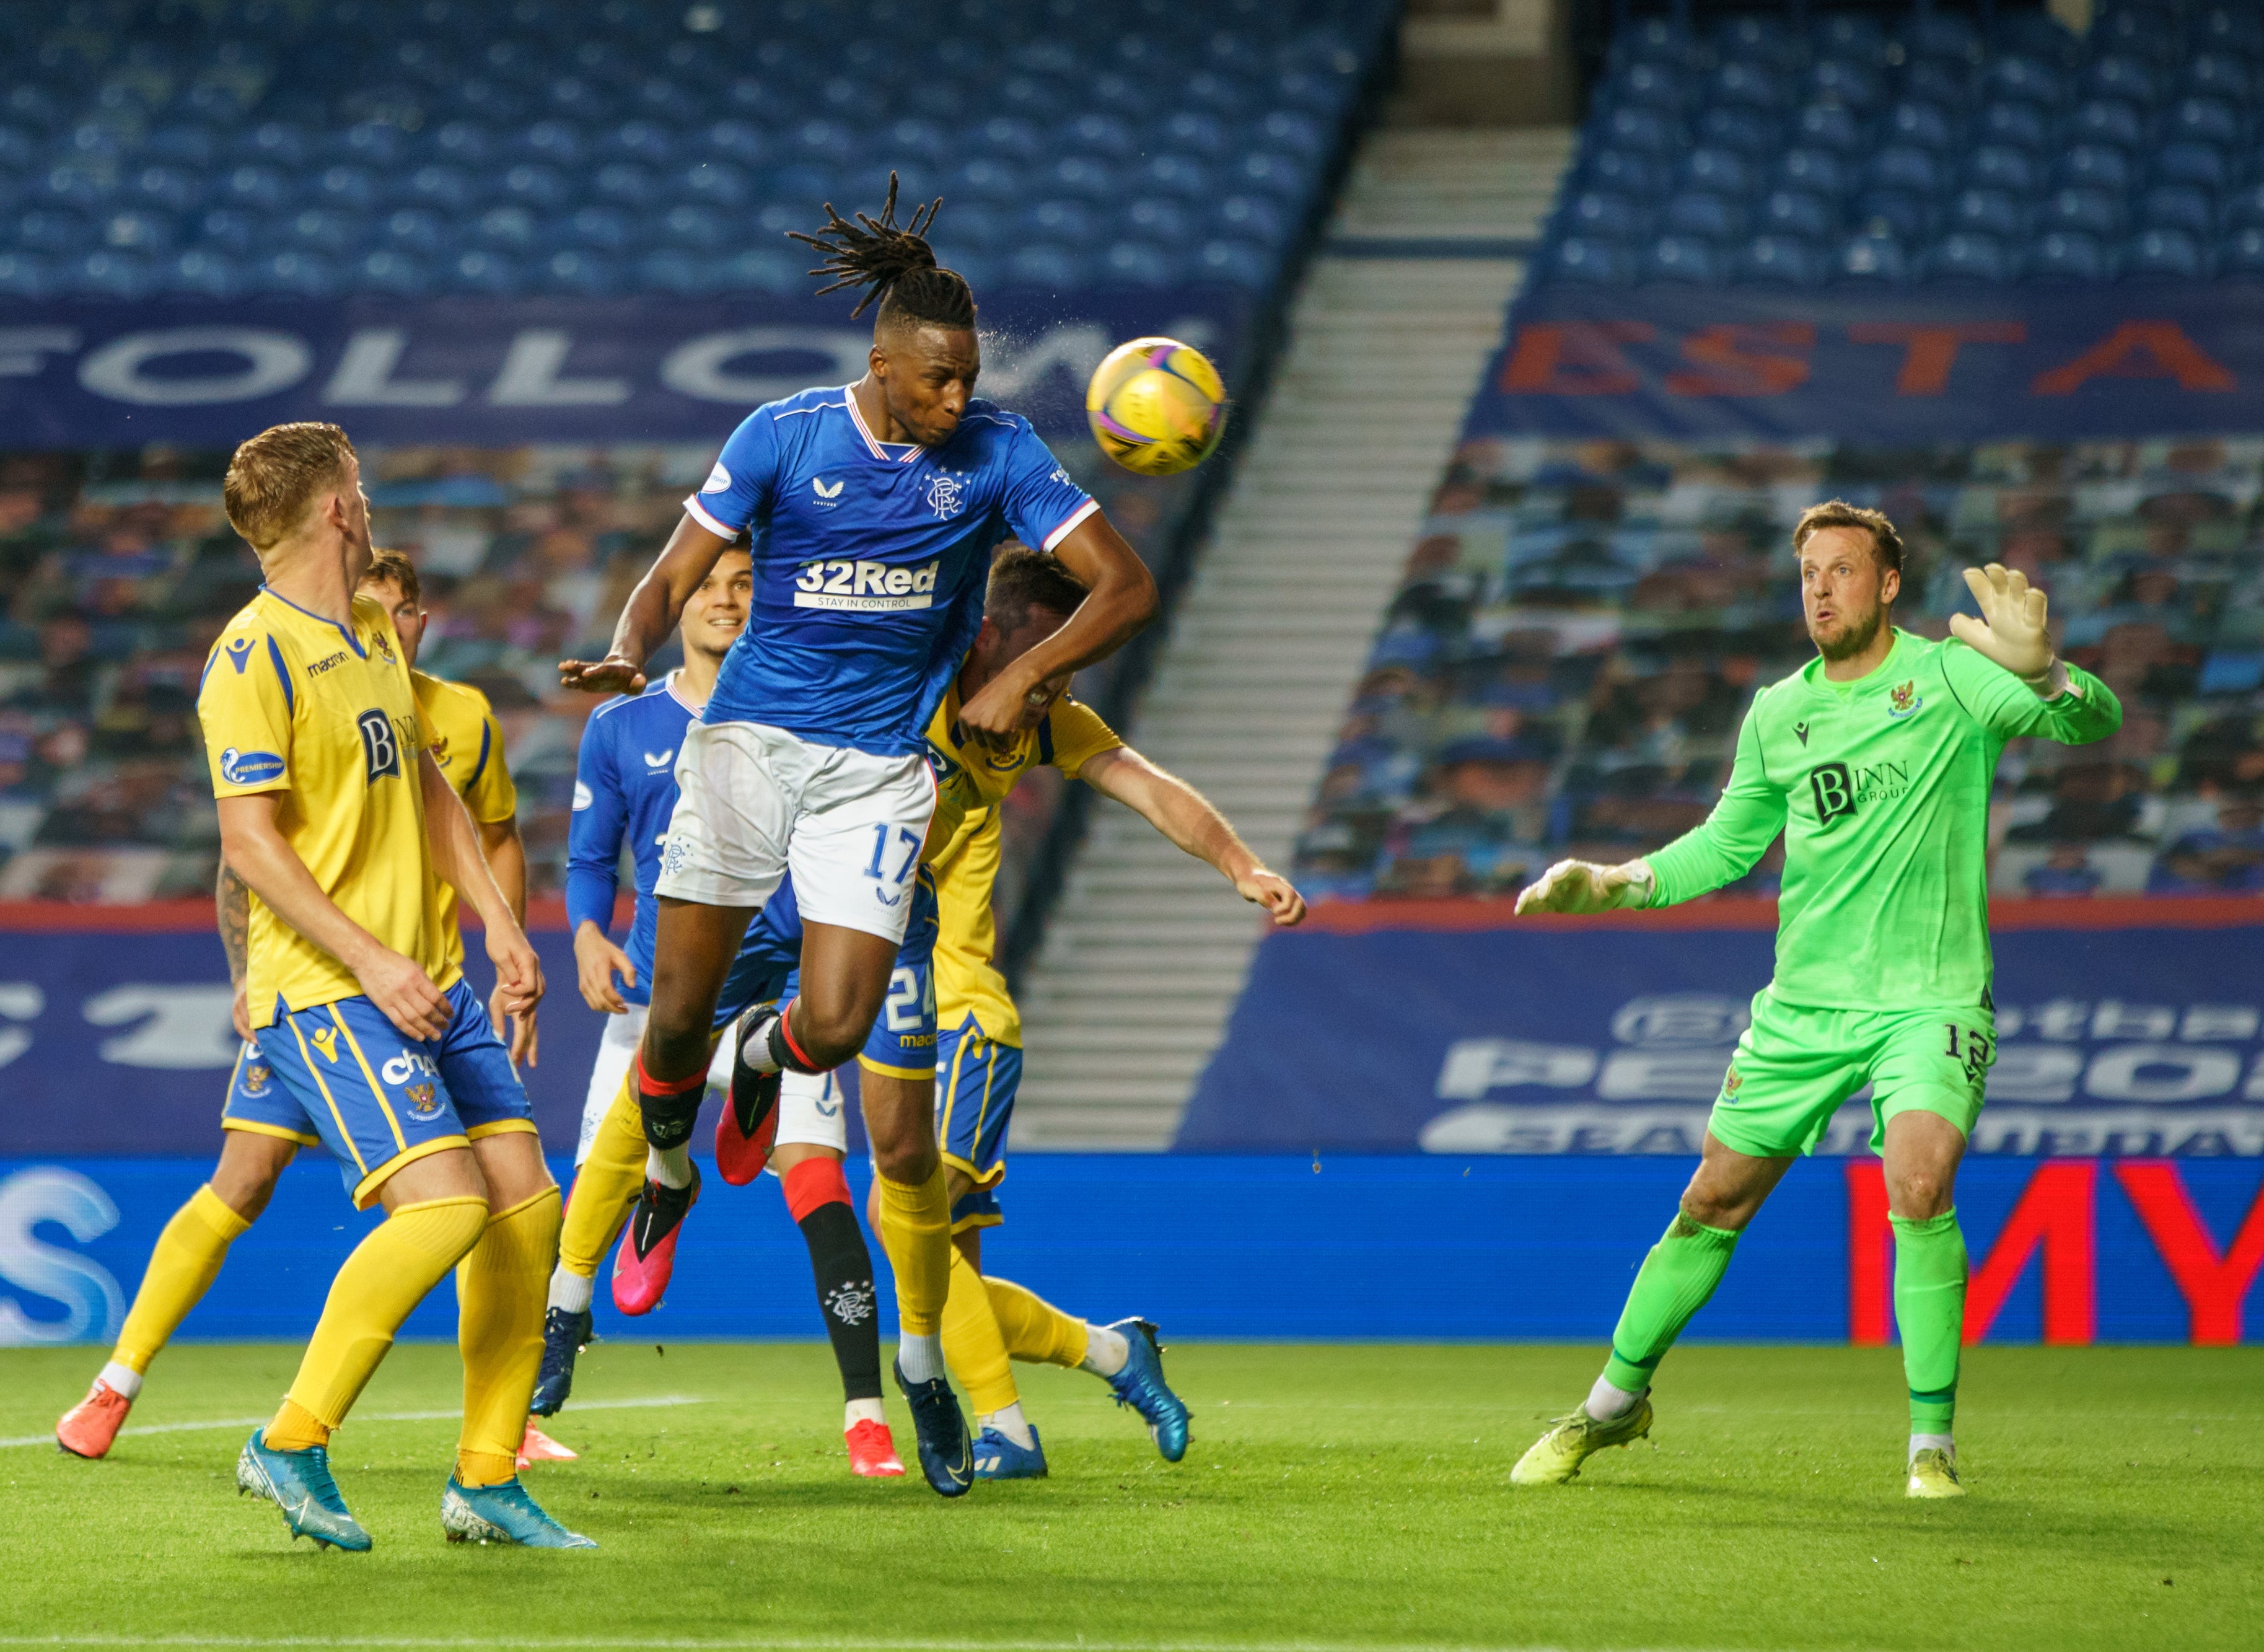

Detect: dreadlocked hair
787,171,975,327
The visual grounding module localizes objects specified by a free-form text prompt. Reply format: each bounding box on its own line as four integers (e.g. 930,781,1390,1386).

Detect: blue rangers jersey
564,674,703,1006
683,385,1096,757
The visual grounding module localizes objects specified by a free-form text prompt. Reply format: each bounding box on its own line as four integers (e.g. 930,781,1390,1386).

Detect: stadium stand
1540,2,2264,290
0,0,1397,903
1283,2,2264,910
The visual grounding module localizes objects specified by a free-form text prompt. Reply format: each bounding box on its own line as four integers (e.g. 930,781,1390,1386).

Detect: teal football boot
441,1477,597,1547
1104,1319,1190,1462
236,1427,371,1552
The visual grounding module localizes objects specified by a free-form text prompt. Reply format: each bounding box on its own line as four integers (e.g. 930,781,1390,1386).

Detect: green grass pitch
2,1340,2259,1651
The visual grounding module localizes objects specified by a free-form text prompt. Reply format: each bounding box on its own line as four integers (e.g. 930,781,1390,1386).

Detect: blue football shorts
936,1009,1022,1233
232,977,535,1207
717,864,939,1078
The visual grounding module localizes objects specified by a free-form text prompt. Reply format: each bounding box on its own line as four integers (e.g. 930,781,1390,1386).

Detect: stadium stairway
1013,128,1575,1149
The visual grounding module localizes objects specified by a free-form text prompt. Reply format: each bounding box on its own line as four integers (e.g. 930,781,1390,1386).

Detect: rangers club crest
1888,679,1921,718
924,472,965,520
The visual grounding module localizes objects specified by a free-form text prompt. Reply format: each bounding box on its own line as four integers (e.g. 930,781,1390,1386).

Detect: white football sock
843,1396,885,1430
739,1009,783,1074
1079,1323,1130,1379
99,1360,143,1400
647,1144,693,1189
1910,1433,1955,1464
1584,1374,1642,1421
897,1331,946,1384
546,1266,594,1314
979,1402,1035,1449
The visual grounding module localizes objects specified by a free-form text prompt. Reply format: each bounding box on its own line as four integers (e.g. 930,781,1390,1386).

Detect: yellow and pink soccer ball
1085,337,1227,477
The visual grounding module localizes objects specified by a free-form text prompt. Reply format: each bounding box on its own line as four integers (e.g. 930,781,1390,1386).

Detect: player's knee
1889,1167,1952,1218
783,1000,868,1071
869,1131,938,1187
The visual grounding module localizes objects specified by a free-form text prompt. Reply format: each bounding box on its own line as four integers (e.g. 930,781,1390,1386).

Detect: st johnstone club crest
1888,680,1921,718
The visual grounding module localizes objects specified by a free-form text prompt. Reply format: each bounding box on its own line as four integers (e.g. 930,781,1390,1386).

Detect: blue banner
1182,910,2264,1158
0,290,1247,450
1467,282,2264,442
2,1153,2258,1346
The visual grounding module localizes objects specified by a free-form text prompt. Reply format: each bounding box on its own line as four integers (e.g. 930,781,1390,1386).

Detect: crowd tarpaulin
1466,281,2264,444
0,289,1248,450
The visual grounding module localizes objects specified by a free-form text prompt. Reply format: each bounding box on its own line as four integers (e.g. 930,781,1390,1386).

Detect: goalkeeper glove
1514,858,1654,916
1950,563,2066,695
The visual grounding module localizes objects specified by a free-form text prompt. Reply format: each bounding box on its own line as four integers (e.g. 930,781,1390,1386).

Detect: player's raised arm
558,514,737,696
1943,562,2123,744
957,514,1156,742
1079,745,1304,927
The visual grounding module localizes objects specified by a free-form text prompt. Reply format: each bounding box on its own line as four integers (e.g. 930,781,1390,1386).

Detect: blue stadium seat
1714,14,1805,76
333,121,406,169
2069,99,2146,148
1928,231,2016,283
2185,54,2257,103
2057,144,2136,193
1597,105,1678,158
33,166,116,212
1697,105,1776,156
377,207,446,257
1853,191,1936,242
1950,189,2026,238
1007,243,1090,287
310,165,380,212
1609,16,1701,73
533,248,619,296
1134,154,1211,201
1811,13,1888,64
2039,187,2125,238
1967,144,2042,193
1978,100,2052,151
1560,189,1648,242
1122,196,1193,244
1885,102,1957,152
1643,235,1725,283
1543,235,1634,286
428,121,496,168
1807,57,1885,110
447,248,525,295
159,247,240,297
1901,12,1983,68
1776,147,1849,199
1609,61,1691,116
65,249,157,299
0,250,55,297
2152,141,2232,191
283,208,358,256
2125,227,2208,278
2219,226,2264,277
599,120,679,167
564,204,631,251
1838,231,1911,283
1022,198,1099,242
354,248,435,297
99,207,175,254
1231,151,1309,200
592,162,656,206
1711,61,1787,113
234,121,314,167
125,164,201,214
1252,110,1327,160
881,117,950,167
143,123,221,167
1195,237,1273,288
976,115,1044,164
1868,146,1946,196
14,207,89,254
1582,148,1669,198
1100,240,1181,287
720,246,802,295
2194,6,2264,56
2224,185,2264,232
677,161,748,209
1683,146,1755,197
1793,103,1864,154
402,164,481,213
1758,190,1835,240
1737,234,1826,286
2141,185,2216,238
2165,97,2245,149
2025,229,2112,283
1987,56,2069,108
2086,56,2161,107
193,206,260,255
473,204,541,253
1662,190,1745,241
636,247,714,296
248,248,340,297
652,203,726,251
1056,113,1132,157
1904,58,1976,108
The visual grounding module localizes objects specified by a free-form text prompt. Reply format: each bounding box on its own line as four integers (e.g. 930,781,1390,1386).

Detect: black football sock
784,1158,882,1403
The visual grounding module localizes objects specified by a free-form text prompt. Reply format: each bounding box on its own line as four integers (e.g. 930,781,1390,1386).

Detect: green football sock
1892,1209,1967,1434
1600,1213,1740,1394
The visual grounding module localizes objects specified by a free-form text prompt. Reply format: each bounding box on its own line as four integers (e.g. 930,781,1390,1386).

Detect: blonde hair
222,422,356,551
1792,499,1903,574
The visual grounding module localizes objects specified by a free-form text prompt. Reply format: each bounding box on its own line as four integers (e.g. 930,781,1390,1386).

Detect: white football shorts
653,719,937,945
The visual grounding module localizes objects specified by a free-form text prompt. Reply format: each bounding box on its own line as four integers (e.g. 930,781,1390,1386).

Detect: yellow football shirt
198,589,455,1028
413,668,517,971
923,683,1123,1048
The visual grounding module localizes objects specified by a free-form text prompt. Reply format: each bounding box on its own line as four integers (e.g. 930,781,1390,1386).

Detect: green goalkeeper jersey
1643,628,2121,1011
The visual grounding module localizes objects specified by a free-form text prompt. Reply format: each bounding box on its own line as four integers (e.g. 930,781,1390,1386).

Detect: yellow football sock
875,1164,951,1336
985,1275,1090,1368
265,1195,488,1451
114,1185,250,1374
560,1078,647,1279
942,1242,1019,1414
455,1186,561,1488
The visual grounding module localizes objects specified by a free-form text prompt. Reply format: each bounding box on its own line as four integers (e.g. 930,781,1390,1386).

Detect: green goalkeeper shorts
1707,989,1994,1159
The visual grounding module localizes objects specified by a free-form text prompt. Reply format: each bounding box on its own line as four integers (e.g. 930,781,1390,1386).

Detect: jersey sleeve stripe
468,719,492,789
681,493,737,539
264,635,294,715
1038,497,1099,552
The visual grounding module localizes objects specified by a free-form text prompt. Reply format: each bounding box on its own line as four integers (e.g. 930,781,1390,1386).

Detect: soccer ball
1085,337,1227,477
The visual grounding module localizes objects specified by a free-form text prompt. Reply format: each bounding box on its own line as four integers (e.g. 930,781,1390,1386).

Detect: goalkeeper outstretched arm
1516,706,1785,915
1942,562,2121,745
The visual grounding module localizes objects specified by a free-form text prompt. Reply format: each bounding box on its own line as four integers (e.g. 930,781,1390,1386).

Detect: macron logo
813,477,843,503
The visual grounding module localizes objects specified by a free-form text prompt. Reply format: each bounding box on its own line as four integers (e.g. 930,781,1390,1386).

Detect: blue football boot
530,1305,592,1417
441,1477,598,1547
236,1427,371,1552
1105,1318,1190,1463
972,1423,1048,1480
892,1360,973,1497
